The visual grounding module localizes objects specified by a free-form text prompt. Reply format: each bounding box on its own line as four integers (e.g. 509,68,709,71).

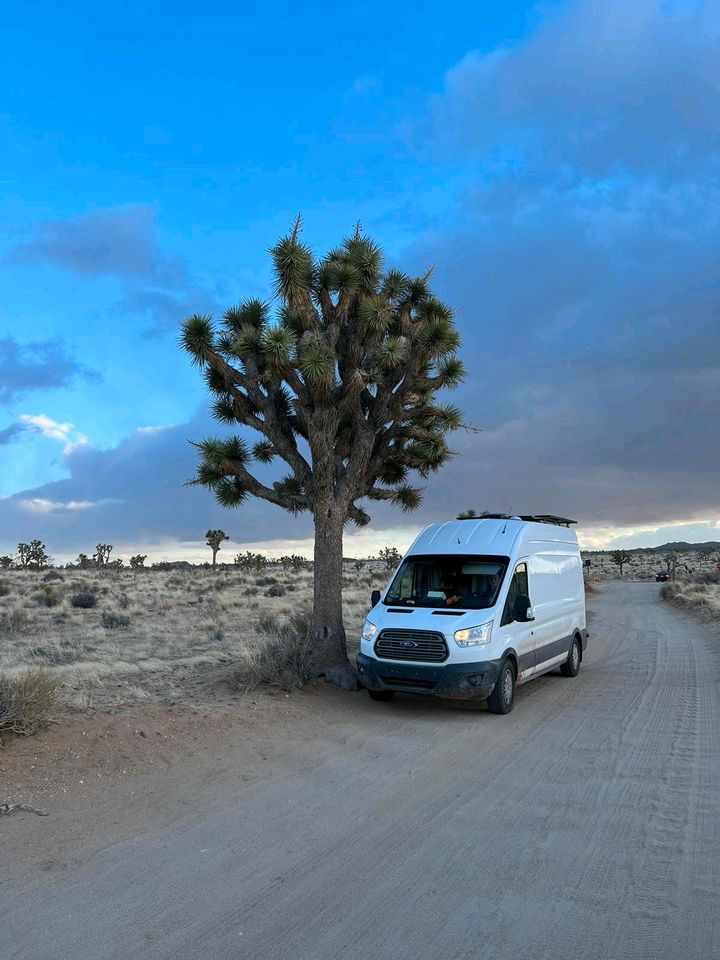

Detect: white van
357,515,588,714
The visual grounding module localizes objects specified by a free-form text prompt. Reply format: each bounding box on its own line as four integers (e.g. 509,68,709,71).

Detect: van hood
372,605,496,637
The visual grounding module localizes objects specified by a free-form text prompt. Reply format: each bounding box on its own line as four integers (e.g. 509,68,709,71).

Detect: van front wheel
560,637,581,677
367,689,395,702
487,659,515,714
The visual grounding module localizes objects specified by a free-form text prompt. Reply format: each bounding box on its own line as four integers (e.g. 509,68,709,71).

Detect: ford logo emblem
402,640,418,648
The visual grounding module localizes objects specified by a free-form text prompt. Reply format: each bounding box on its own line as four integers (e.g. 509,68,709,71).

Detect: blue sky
1,0,718,561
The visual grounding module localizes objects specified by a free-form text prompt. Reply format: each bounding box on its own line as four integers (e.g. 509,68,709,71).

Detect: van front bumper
357,652,501,700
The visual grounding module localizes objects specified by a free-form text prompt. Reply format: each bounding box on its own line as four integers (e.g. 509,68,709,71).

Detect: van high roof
409,517,579,556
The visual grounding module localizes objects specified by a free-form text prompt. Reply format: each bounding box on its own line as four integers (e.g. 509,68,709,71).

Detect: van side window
501,563,529,626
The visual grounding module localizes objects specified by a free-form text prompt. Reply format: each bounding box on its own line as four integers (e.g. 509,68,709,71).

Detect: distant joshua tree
94,544,113,567
17,540,51,570
610,550,632,578
206,529,229,568
129,554,148,572
182,221,462,687
663,552,679,581
0,556,13,570
377,546,403,572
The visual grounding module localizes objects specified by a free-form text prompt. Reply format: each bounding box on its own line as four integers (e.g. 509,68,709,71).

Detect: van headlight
362,620,378,642
454,620,493,647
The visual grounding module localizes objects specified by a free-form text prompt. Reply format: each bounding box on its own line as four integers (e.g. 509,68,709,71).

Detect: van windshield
384,554,509,609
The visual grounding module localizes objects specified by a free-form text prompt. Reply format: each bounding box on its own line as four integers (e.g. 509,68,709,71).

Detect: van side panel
529,551,585,668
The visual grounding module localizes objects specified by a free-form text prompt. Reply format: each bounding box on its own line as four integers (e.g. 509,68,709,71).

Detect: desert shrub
0,608,30,634
101,611,131,629
71,591,97,609
42,570,64,583
265,584,286,597
234,614,316,692
0,667,57,736
118,592,130,610
0,581,11,598
34,585,62,608
29,639,97,665
256,576,279,587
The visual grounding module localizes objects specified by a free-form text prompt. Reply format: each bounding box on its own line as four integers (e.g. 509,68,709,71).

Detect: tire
367,689,395,702
560,636,581,677
487,659,515,714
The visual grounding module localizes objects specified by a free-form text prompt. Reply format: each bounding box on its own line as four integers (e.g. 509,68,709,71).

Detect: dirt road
2,582,719,959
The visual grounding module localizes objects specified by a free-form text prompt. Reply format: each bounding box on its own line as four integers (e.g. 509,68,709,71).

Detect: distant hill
654,541,720,553
583,541,720,555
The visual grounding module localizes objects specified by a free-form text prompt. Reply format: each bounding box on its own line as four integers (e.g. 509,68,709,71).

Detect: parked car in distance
655,572,670,582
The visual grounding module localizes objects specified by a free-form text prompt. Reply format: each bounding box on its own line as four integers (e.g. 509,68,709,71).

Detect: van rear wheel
487,659,515,714
560,636,581,677
367,689,395,702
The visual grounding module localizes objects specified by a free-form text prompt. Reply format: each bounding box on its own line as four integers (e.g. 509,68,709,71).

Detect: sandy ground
2,582,719,960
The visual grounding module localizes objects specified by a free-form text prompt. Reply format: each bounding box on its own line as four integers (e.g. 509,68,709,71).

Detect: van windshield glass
384,554,509,609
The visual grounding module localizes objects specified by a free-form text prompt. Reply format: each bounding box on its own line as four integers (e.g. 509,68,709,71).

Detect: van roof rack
456,513,577,527
518,514,577,527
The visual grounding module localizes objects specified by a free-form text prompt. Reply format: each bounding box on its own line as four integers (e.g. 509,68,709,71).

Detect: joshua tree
663,552,678,581
17,543,31,568
129,554,147,572
377,546,403,572
205,529,229,568
17,540,51,570
182,220,463,686
94,543,113,567
0,556,14,570
610,549,632,578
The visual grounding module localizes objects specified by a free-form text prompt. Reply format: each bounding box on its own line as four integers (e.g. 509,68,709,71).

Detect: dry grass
232,614,316,692
0,564,388,713
0,667,57,736
660,576,720,622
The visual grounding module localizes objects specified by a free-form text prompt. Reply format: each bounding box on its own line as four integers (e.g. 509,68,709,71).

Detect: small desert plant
0,607,30,634
0,581,11,598
35,585,62,607
71,591,98,609
0,667,57,736
234,614,316,692
265,584,286,597
101,611,131,629
118,592,130,609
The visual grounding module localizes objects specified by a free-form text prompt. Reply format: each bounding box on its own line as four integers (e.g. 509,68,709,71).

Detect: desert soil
2,581,719,960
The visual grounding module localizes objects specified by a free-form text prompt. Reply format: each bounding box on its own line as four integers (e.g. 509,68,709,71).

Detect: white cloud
19,413,89,455
18,498,98,515
19,413,73,443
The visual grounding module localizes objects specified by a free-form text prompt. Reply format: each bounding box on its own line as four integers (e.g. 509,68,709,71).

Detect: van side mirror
371,589,381,608
512,594,534,622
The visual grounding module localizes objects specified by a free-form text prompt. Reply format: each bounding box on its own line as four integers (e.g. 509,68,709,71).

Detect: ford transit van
357,515,588,714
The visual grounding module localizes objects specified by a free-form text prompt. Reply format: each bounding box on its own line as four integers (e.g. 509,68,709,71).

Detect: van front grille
374,629,448,663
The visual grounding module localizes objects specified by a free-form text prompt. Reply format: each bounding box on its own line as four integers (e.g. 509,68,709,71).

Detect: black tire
367,689,395,702
487,659,515,714
560,636,581,677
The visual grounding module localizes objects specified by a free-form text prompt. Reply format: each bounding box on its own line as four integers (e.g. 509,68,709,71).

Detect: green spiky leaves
180,314,214,365
298,336,336,386
252,440,276,463
376,336,407,370
261,326,297,371
270,227,314,304
223,298,268,333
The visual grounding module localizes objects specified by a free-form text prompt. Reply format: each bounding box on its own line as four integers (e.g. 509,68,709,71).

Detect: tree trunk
312,502,358,690
211,547,218,569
